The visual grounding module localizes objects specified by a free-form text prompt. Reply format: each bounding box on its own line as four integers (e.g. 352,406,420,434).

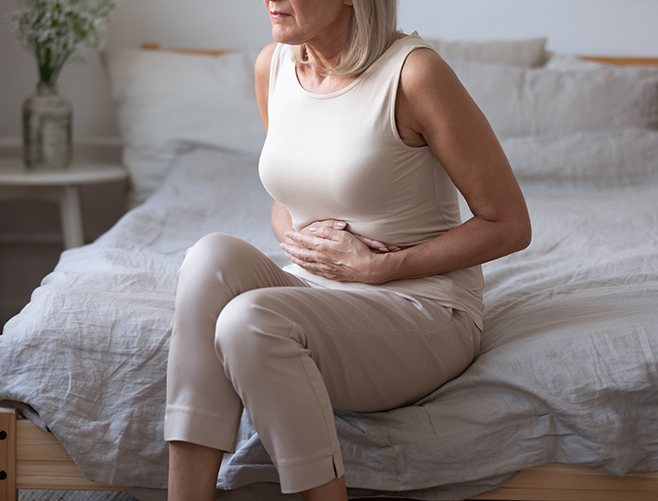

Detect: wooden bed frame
2,47,658,501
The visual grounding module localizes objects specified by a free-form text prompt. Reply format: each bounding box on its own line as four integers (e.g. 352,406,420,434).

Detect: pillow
544,53,608,71
101,48,265,207
424,37,548,67
501,129,658,186
446,58,658,138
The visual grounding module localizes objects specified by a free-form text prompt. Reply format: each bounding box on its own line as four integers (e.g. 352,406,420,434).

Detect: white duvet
1,143,657,500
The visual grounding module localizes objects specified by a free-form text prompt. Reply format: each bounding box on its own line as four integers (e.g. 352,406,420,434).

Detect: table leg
59,184,85,249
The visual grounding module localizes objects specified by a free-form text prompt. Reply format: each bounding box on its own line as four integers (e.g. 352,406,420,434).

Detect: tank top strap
367,32,437,123
268,43,292,112
380,31,436,69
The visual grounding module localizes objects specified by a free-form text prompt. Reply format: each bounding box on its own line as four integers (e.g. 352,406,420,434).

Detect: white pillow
424,37,548,67
446,58,658,138
544,53,608,71
501,129,658,186
101,49,265,207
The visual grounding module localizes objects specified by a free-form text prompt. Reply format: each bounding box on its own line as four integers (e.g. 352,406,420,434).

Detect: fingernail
309,227,317,232
336,221,346,228
284,231,292,237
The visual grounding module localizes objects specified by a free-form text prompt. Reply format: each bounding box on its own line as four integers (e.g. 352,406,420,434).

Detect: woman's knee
214,290,299,373
179,233,250,276
173,233,260,325
176,233,269,297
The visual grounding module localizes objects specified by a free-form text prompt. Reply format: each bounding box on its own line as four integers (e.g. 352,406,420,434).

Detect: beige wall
1,0,658,326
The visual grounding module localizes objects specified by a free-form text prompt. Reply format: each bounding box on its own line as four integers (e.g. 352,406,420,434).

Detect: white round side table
0,159,128,249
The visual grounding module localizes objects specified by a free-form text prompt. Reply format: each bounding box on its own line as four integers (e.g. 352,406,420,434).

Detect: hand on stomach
280,219,400,283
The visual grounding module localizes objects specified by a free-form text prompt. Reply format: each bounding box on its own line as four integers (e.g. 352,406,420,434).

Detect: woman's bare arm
256,42,293,243
368,47,531,282
255,42,276,133
271,200,295,243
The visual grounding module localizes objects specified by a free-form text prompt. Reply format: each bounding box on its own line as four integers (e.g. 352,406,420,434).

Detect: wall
1,0,658,325
3,0,658,144
400,0,658,55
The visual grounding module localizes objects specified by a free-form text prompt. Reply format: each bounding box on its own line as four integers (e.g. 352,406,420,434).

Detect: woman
165,0,532,500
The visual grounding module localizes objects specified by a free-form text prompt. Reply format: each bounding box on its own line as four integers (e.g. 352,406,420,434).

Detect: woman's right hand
300,219,400,254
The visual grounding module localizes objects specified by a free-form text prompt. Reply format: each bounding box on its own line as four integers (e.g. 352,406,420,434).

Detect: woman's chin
271,26,303,46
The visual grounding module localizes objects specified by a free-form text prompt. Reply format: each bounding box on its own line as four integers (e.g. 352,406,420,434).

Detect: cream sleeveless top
259,33,484,330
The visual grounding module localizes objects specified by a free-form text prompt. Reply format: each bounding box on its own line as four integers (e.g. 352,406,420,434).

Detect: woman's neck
302,9,353,80
298,30,404,94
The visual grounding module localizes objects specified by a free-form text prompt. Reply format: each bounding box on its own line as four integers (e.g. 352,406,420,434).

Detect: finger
353,233,399,252
301,219,347,233
285,230,327,248
307,225,344,241
353,234,388,251
300,220,332,234
285,251,318,269
284,251,335,277
314,219,347,230
364,239,388,251
280,241,319,261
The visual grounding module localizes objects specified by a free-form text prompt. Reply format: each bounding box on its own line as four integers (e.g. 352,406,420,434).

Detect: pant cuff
164,406,241,453
277,450,345,494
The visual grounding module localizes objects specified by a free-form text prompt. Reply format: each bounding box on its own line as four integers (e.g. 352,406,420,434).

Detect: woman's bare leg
301,475,348,501
168,441,224,501
169,439,346,501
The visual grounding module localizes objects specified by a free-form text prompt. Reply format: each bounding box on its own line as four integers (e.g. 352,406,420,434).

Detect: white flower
7,0,116,85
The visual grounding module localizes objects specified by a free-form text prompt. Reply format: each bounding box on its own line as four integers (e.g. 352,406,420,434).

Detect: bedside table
0,160,128,249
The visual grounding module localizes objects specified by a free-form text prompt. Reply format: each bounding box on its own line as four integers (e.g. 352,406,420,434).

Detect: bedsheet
1,146,657,500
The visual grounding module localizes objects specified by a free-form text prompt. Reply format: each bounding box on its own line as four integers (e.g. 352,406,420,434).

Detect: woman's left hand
280,226,386,283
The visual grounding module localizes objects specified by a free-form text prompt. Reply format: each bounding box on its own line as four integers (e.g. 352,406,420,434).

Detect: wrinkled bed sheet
1,147,657,500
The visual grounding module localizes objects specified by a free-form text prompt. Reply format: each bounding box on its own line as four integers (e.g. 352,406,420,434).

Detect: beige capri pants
164,233,480,494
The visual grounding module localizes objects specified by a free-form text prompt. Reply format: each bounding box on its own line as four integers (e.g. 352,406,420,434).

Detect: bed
1,36,658,501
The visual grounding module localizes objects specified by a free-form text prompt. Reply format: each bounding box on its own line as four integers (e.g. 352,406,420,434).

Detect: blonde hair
291,0,399,77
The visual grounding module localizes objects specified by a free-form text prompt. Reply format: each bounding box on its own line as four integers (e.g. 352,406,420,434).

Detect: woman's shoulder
398,37,462,101
255,41,279,82
385,32,454,92
395,34,474,145
255,42,280,129
400,33,449,73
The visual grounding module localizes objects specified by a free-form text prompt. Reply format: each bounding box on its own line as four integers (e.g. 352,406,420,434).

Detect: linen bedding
2,44,658,500
1,137,658,500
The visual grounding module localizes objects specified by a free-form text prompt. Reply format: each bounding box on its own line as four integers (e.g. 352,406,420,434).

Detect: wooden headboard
578,56,658,66
140,43,658,67
140,43,235,57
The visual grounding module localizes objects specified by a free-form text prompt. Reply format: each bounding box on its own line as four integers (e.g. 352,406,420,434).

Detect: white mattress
1,145,657,500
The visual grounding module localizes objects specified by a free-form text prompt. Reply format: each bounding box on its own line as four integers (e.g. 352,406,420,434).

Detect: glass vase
22,82,73,169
